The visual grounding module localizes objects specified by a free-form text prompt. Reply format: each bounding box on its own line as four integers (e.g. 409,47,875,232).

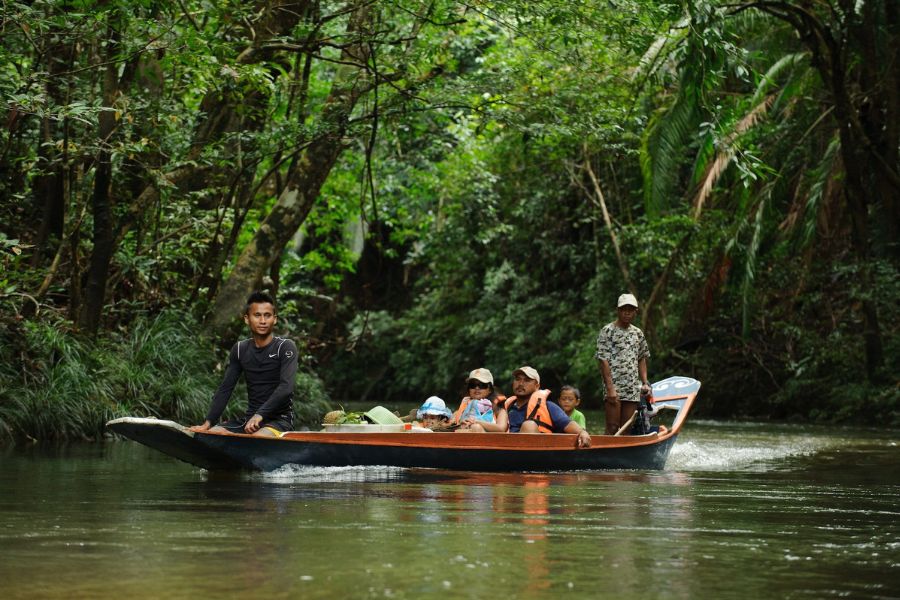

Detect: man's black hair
244,291,276,315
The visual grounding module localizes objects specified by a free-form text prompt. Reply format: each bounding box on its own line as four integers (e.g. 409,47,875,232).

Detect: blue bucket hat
416,396,452,421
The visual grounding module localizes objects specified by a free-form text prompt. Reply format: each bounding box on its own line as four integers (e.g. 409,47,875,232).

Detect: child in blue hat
416,396,453,430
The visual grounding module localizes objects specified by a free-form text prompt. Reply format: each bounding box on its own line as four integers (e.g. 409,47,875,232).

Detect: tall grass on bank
0,310,331,442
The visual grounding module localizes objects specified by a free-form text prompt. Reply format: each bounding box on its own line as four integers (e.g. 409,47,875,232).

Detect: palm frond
750,52,808,108
799,132,841,247
691,95,774,219
641,86,701,215
633,16,690,84
689,129,716,189
741,187,770,339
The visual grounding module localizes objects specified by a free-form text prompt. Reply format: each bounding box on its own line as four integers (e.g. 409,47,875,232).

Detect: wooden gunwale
107,376,699,472
244,390,695,451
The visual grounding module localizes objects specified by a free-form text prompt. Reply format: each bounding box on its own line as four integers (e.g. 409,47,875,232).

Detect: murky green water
1,421,898,599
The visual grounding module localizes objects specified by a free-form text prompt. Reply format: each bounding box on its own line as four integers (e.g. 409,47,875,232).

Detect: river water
1,421,898,599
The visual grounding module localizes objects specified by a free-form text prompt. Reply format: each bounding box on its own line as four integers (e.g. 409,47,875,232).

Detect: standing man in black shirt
191,291,297,437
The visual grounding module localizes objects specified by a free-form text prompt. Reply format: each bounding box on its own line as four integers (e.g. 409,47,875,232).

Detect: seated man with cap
504,366,591,448
454,368,509,432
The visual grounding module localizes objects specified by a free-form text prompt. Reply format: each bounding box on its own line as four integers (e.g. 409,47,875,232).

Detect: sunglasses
467,381,490,390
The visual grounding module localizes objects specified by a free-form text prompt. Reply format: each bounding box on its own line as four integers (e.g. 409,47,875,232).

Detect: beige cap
512,366,540,384
468,368,493,384
617,293,639,308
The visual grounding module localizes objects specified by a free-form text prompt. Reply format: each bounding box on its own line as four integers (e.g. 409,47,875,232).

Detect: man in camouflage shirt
595,293,651,434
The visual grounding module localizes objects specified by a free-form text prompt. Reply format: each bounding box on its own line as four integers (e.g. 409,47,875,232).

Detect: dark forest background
1,0,897,440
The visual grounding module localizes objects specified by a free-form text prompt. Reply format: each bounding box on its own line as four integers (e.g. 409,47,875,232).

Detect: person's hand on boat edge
576,429,591,448
243,414,263,434
460,416,481,428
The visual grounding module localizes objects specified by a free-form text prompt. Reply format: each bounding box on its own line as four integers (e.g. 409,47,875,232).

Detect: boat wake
254,464,408,484
666,435,829,472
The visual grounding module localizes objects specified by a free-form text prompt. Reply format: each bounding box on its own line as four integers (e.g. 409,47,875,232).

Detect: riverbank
0,311,330,442
0,310,895,442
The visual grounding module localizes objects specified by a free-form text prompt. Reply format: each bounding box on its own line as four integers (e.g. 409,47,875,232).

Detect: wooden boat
106,375,699,472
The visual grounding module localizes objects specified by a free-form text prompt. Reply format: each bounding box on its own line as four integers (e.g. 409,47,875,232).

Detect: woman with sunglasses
454,368,509,432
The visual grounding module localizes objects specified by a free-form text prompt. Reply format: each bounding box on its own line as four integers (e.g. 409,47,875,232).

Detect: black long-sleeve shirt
205,337,297,427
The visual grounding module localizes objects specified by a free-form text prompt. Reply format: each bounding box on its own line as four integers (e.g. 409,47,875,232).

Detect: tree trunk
746,0,889,378
208,4,374,329
31,118,67,263
859,0,900,250
207,126,351,328
830,45,886,379
30,17,75,266
77,23,121,334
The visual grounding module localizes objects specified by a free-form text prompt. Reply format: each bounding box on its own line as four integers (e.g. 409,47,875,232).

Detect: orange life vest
504,390,553,434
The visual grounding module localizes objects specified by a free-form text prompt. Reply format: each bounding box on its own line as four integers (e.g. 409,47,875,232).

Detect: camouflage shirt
595,322,650,404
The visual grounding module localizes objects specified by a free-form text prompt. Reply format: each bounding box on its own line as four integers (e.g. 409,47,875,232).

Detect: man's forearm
206,361,241,423
598,360,614,389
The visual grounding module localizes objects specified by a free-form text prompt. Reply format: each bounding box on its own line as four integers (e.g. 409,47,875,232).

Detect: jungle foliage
1,0,897,440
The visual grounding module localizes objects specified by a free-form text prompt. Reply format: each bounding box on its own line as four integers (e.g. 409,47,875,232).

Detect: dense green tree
639,0,897,379
0,1,896,439
311,0,897,418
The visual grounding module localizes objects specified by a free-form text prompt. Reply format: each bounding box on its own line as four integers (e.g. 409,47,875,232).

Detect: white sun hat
416,396,452,420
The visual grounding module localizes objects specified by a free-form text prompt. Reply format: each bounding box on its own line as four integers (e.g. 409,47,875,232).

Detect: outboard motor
631,388,659,435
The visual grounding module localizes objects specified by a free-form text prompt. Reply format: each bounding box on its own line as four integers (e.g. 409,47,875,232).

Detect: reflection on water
0,423,898,599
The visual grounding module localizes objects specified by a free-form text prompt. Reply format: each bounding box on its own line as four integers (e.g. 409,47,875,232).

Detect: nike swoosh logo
269,353,277,358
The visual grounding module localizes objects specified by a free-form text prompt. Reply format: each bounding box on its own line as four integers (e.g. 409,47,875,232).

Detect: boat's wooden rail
106,376,699,471
272,376,700,452
278,429,667,451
